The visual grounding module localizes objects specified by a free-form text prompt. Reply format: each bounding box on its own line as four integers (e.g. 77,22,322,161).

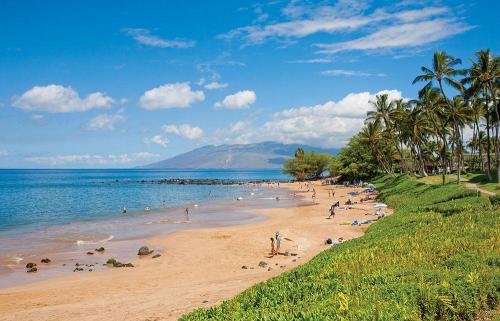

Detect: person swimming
122,207,127,214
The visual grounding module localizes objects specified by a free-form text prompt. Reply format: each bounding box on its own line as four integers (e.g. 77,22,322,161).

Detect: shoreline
0,181,390,321
0,183,299,288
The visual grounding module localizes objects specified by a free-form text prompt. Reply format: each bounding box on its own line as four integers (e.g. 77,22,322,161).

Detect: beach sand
0,182,390,321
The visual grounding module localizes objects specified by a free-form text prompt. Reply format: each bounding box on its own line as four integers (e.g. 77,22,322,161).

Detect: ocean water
0,169,298,287
0,169,289,233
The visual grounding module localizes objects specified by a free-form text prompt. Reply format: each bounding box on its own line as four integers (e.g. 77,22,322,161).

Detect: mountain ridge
141,141,338,169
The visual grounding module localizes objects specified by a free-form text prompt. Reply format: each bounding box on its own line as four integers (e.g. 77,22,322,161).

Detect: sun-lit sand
0,181,390,321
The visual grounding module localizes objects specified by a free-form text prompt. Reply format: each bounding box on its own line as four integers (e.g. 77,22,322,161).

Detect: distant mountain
141,142,338,169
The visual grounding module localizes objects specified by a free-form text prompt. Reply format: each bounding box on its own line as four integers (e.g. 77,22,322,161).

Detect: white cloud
321,69,386,77
315,19,473,54
220,1,471,53
288,58,333,64
0,149,8,156
204,82,228,90
122,28,195,48
143,135,169,148
25,152,160,167
31,114,45,123
139,82,205,110
86,110,126,131
12,85,115,113
212,90,404,148
214,90,256,109
162,124,204,140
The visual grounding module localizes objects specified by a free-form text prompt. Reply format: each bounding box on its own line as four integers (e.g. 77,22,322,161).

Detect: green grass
181,175,500,321
417,172,500,195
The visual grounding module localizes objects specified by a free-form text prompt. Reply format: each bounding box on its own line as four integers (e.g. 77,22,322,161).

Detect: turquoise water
0,169,289,233
0,169,298,286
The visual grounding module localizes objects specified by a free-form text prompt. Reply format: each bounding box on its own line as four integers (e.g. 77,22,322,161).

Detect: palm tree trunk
417,144,428,176
487,82,499,183
438,80,451,185
486,113,492,179
457,123,461,183
474,120,483,171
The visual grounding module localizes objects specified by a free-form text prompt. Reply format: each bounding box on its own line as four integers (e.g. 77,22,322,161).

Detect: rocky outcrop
137,246,153,256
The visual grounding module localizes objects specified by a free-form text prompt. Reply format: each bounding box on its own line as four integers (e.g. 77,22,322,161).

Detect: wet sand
0,181,390,321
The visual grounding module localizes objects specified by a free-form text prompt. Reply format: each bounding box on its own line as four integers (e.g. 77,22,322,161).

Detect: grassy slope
181,175,500,320
417,172,500,195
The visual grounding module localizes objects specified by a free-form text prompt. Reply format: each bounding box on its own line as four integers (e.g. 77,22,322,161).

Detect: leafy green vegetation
283,148,332,181
328,134,380,181
182,175,499,320
417,172,500,195
328,49,500,186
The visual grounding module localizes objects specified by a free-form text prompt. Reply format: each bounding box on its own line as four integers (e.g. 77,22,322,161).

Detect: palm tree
469,96,486,170
447,96,473,183
462,49,500,182
413,50,462,184
407,106,433,176
366,94,395,128
359,122,392,174
414,86,448,183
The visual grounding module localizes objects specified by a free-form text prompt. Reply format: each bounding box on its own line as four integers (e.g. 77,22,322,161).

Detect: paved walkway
463,182,496,196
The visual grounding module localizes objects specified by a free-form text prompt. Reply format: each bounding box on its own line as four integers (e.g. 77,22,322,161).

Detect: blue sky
0,0,498,168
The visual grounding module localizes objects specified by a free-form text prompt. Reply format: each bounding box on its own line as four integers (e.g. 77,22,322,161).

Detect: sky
0,0,498,168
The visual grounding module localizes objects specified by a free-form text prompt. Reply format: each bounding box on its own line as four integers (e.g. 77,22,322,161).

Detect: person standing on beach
185,207,190,221
270,237,276,256
275,231,282,254
328,204,335,219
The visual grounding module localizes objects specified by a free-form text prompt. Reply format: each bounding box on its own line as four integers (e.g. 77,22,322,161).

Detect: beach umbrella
373,203,388,208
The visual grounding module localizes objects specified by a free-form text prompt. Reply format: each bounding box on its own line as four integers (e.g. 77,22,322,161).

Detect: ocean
0,169,298,287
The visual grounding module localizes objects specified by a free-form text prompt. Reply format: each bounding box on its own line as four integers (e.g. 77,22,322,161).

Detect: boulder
325,238,333,245
41,258,51,264
258,261,268,268
137,246,153,256
86,252,94,255
152,254,161,259
26,262,37,269
27,267,37,273
241,265,248,269
95,247,105,252
124,263,134,267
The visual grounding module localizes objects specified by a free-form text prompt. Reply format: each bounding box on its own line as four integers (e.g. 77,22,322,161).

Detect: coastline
0,181,390,321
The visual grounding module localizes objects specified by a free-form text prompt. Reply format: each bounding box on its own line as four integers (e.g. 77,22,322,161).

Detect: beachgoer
276,196,280,201
275,231,282,254
185,207,190,220
270,237,276,256
332,190,336,197
122,207,127,214
328,205,335,219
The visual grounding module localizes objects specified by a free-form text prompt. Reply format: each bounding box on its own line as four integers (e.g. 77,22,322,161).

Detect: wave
76,235,114,245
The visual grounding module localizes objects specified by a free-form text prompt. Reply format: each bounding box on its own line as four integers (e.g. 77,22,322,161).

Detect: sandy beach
0,181,389,321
